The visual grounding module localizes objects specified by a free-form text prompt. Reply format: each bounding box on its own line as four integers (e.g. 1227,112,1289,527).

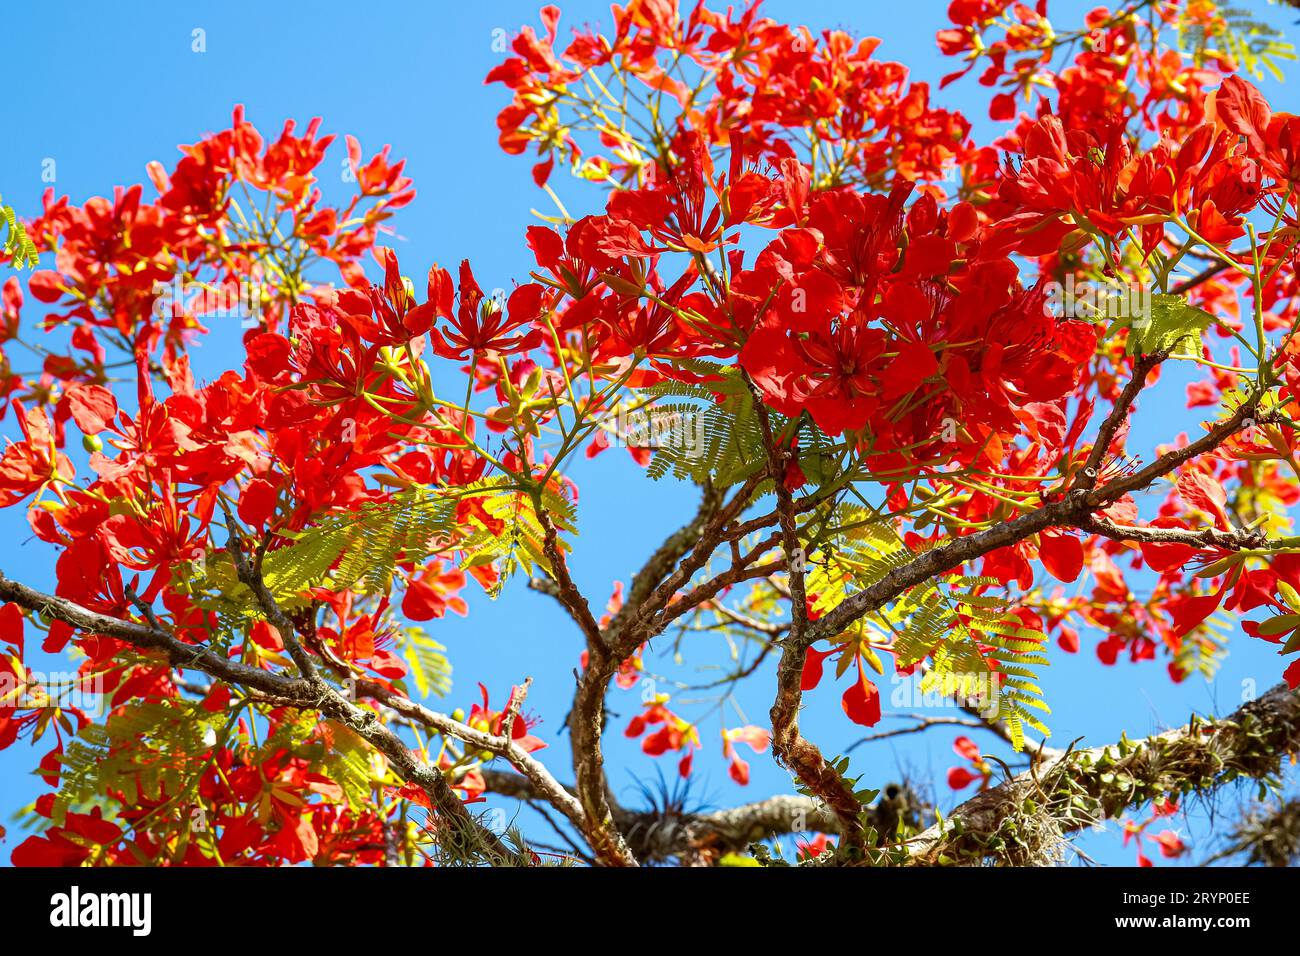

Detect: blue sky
1,0,1298,866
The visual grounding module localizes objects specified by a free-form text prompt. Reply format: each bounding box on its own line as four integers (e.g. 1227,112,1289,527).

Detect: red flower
466,683,547,754
722,725,771,786
1153,830,1186,859
289,305,376,405
401,562,469,621
337,248,438,346
430,261,546,359
947,735,992,791
840,658,882,728
1038,530,1084,583
0,404,74,506
809,181,912,292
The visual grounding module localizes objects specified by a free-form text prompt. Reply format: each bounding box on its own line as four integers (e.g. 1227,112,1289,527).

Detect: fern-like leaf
0,195,37,270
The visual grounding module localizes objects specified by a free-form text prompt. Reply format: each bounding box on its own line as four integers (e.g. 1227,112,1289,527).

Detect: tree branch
536,507,603,650
808,388,1261,646
906,682,1300,864
0,569,524,866
474,684,1300,865
751,394,869,849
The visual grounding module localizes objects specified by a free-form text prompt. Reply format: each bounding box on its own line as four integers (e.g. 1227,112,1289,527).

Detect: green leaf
51,697,224,826
320,722,377,809
0,195,38,270
1255,613,1300,637
1179,6,1297,81
454,477,579,595
1121,294,1214,357
400,628,453,698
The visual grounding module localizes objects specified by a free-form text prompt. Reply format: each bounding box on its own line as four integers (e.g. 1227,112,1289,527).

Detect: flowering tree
3,0,1300,868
